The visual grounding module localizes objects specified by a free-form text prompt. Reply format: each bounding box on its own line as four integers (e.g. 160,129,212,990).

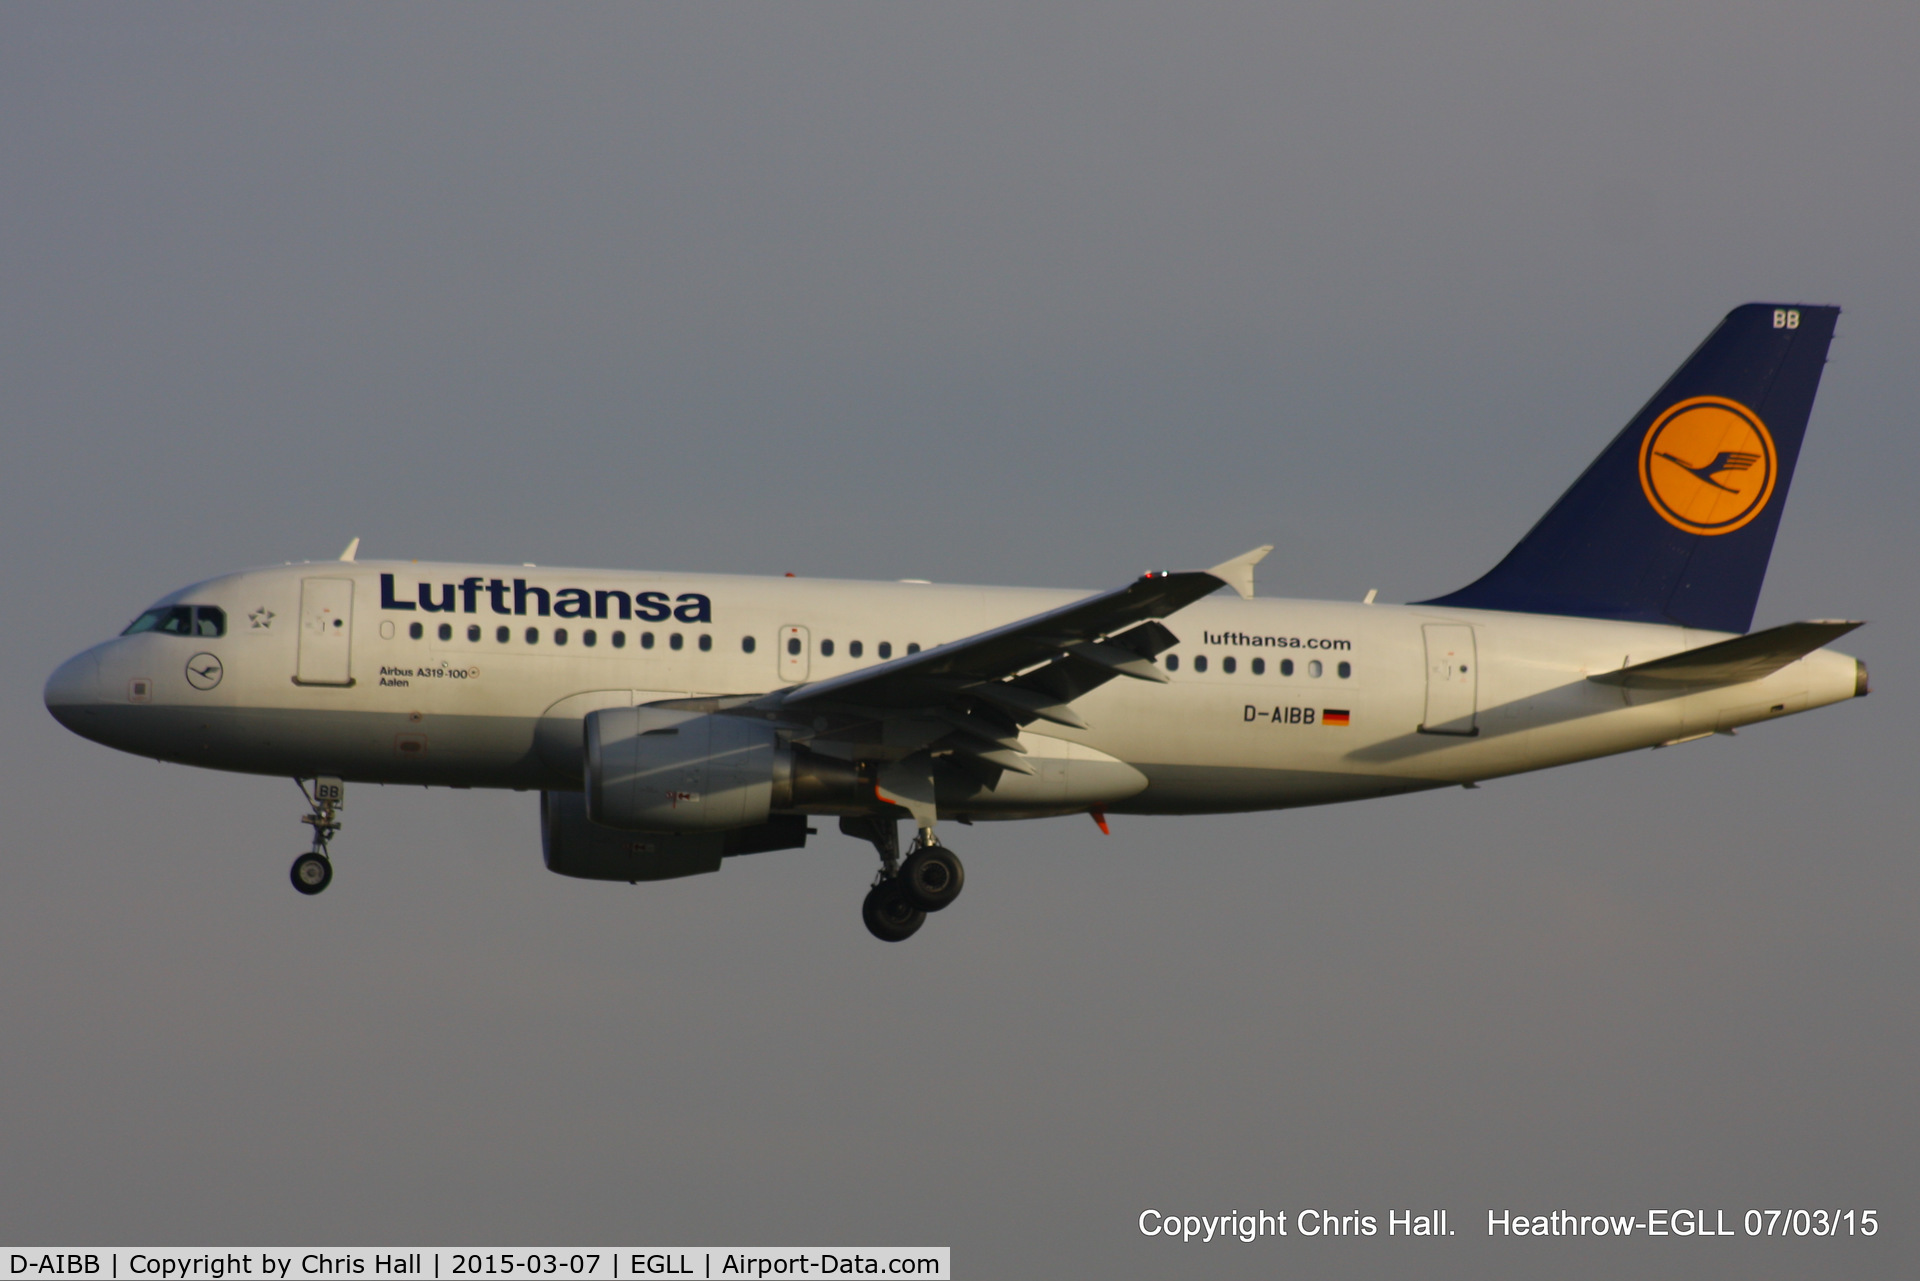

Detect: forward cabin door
297,578,355,685
1420,624,1478,735
779,625,810,682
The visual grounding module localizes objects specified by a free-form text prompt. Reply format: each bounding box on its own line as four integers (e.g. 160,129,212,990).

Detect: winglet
1207,545,1273,600
338,538,360,563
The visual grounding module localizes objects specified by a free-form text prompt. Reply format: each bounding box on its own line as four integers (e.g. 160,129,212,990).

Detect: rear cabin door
1420,623,1478,735
779,625,810,682
297,577,355,685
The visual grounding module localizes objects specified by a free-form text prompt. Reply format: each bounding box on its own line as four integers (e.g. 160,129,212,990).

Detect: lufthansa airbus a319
46,304,1867,940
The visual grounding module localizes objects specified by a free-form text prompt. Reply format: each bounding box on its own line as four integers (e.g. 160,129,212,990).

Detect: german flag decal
1322,709,1350,727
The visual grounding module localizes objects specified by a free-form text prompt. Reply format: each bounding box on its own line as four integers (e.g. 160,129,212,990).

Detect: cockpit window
123,606,191,636
121,605,226,637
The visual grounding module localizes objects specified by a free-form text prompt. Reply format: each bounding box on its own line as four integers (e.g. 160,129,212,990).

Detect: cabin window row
1163,654,1352,679
800,639,920,659
401,625,926,658
405,622,721,650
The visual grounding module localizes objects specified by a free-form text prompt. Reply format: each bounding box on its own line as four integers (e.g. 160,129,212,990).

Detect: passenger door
297,578,355,686
1419,623,1478,735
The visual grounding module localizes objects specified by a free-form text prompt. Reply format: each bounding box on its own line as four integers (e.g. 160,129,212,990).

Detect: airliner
44,304,1867,940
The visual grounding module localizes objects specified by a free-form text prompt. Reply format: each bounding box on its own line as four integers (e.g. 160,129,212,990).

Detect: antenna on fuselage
338,538,360,562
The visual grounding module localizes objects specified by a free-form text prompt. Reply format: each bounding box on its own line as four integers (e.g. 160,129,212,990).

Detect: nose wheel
290,851,333,895
291,776,344,896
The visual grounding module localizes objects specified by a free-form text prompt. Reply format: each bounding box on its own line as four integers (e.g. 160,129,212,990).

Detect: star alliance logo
249,607,276,629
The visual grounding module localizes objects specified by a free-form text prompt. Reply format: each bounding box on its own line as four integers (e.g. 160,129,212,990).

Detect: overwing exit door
297,578,355,685
1420,624,1478,735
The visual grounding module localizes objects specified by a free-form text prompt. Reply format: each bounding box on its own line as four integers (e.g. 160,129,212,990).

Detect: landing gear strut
842,815,965,941
290,776,343,896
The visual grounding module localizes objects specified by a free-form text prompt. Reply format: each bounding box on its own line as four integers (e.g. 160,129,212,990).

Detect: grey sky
3,4,1915,1276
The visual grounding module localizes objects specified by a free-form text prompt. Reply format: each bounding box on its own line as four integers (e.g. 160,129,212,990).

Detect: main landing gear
844,816,966,942
290,776,344,896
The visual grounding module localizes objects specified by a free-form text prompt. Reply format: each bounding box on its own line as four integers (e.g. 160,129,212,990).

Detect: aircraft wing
745,553,1257,778
1589,620,1863,690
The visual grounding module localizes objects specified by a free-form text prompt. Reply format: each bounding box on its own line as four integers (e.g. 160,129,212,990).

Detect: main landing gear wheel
900,843,965,912
290,851,333,895
862,878,926,942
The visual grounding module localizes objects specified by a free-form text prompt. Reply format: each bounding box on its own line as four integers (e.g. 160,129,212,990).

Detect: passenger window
641,632,655,649
468,624,481,642
821,639,835,657
613,631,627,648
1338,660,1351,679
1222,656,1237,674
583,629,597,647
193,606,226,637
849,640,863,658
1280,658,1294,676
1166,654,1180,672
878,642,893,659
669,633,684,651
907,642,921,654
742,636,756,654
554,628,568,645
496,626,510,643
439,623,452,641
409,622,423,640
526,627,540,644
1194,655,1209,673
698,633,712,652
1308,659,1322,678
1252,657,1266,676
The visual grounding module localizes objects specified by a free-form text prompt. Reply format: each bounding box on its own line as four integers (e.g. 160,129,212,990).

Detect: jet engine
583,705,872,832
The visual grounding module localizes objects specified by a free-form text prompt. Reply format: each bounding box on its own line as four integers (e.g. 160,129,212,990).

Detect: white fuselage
44,559,1864,818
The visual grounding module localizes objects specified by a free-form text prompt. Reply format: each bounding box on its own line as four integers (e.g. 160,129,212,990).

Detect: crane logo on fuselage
1638,397,1777,536
379,573,711,623
185,652,223,690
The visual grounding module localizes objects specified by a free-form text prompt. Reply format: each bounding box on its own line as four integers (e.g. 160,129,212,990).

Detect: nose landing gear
290,776,344,896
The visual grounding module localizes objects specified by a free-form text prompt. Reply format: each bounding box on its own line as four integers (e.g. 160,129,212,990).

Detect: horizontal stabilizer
1589,620,1861,690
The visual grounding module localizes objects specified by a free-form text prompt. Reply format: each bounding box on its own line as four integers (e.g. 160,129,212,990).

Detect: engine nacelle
541,790,812,882
541,790,725,881
586,706,781,832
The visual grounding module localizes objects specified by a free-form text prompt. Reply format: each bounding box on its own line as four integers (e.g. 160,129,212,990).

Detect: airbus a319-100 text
45,304,1867,940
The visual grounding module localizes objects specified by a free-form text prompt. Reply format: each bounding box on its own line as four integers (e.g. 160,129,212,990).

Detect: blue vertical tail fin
1418,303,1838,634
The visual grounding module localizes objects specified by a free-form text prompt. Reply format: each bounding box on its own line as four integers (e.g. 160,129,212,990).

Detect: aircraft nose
44,650,102,731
